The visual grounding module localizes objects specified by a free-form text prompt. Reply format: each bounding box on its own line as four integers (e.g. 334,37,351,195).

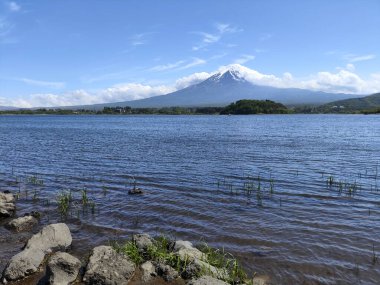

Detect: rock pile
2,223,72,283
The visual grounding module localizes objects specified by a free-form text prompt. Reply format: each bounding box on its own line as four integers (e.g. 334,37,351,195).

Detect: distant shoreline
1,98,379,115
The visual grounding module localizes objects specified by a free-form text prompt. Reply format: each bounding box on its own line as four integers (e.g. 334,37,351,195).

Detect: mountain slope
0,106,18,111
317,93,380,112
86,70,358,109
62,65,362,110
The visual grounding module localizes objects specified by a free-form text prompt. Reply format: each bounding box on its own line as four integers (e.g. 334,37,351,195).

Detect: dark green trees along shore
220,99,289,115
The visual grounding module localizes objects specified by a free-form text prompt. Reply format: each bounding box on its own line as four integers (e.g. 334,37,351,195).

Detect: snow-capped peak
210,64,251,82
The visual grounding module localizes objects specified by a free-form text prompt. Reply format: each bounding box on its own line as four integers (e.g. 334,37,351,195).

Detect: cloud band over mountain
1,64,379,108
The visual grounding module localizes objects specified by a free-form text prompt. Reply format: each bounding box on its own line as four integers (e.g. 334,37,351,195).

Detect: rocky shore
0,191,268,285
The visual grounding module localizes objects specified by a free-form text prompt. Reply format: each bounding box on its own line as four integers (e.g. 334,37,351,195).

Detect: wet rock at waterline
251,275,271,285
133,233,154,252
174,241,204,261
2,223,72,282
0,192,14,203
0,192,15,218
47,252,81,285
173,240,228,280
83,245,136,285
5,215,38,232
128,187,143,195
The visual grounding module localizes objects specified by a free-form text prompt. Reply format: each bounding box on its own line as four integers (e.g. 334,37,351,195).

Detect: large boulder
2,223,72,282
83,245,136,285
0,192,15,218
5,215,38,232
24,223,72,252
47,252,81,285
187,276,229,285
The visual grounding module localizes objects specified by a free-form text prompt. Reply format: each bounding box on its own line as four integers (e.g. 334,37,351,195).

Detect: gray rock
176,247,204,262
187,275,229,285
2,223,72,282
0,203,15,217
83,245,136,285
174,240,194,251
0,192,15,203
5,215,38,232
25,223,72,252
174,240,204,262
0,192,15,218
140,261,156,283
173,240,228,280
47,252,81,285
193,259,229,280
132,233,153,252
252,275,270,285
155,262,179,282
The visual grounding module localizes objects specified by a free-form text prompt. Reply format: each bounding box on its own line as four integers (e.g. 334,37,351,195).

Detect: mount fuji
82,65,358,109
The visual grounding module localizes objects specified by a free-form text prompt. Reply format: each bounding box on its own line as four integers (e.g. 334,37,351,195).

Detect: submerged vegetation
1,163,379,279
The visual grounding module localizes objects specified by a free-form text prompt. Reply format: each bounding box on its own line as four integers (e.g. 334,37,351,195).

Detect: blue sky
0,0,379,107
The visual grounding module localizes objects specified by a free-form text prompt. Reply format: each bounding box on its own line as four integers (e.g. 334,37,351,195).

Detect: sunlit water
0,115,379,285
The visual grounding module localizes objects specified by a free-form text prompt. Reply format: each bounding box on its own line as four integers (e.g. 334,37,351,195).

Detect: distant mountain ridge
317,93,380,112
73,66,360,110
0,106,18,111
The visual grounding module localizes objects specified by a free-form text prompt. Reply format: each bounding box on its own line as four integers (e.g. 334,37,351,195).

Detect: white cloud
98,83,175,102
217,63,379,94
215,23,241,34
174,72,211,89
259,33,272,41
200,32,220,44
234,54,255,64
177,58,206,70
149,58,206,72
327,51,377,63
16,78,65,89
347,54,376,62
8,1,20,12
149,60,185,72
129,33,151,46
345,63,355,72
3,84,176,108
192,23,241,51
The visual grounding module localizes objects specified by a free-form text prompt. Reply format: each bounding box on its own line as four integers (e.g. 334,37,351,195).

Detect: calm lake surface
0,115,379,284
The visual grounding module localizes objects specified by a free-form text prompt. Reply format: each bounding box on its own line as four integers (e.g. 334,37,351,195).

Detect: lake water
0,115,379,284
